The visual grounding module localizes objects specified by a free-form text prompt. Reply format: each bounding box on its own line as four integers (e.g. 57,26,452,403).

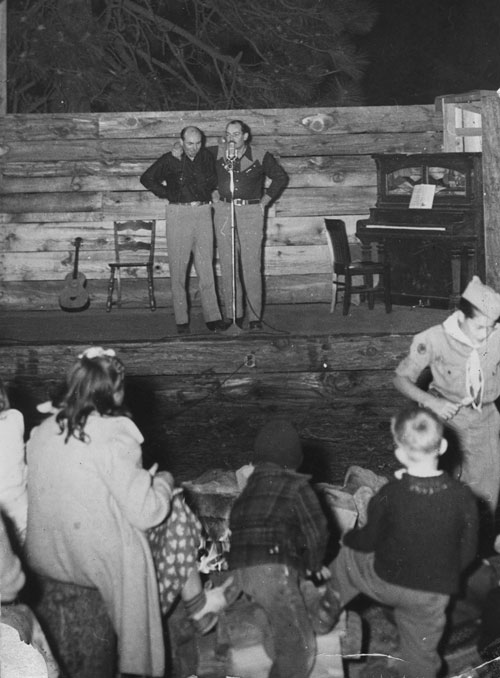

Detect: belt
169,201,211,206
220,198,261,206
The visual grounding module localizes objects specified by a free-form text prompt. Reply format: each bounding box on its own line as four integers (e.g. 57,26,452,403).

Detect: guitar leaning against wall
59,237,90,312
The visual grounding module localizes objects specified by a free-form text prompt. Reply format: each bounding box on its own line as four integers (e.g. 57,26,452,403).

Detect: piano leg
343,275,352,315
451,247,462,308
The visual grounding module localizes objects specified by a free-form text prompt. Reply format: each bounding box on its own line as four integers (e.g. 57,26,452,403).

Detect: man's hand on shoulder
172,142,183,160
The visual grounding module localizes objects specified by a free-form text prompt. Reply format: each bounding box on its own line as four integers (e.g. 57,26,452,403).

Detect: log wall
0,106,444,310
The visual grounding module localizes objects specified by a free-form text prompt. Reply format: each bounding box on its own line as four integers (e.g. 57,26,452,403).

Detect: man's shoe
249,321,262,330
176,323,190,335
206,319,231,332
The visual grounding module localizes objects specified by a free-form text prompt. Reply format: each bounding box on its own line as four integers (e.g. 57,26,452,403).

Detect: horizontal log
1,155,377,194
0,275,331,310
125,369,402,405
1,214,364,250
0,131,442,164
0,187,377,221
0,335,414,380
0,115,99,142
0,105,441,141
0,244,332,280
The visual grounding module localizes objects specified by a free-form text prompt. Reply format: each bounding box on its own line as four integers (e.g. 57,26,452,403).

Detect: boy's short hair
458,297,479,319
391,405,444,455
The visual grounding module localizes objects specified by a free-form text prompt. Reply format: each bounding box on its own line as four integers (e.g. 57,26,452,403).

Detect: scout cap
462,276,500,321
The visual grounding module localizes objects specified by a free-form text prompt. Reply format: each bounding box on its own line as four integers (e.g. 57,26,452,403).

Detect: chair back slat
324,219,351,266
113,220,156,265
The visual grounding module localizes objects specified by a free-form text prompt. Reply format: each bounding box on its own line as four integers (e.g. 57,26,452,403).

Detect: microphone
227,141,236,160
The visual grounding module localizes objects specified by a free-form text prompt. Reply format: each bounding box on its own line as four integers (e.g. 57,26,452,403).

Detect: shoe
206,319,231,332
189,577,240,635
191,611,219,635
249,320,262,330
176,323,190,335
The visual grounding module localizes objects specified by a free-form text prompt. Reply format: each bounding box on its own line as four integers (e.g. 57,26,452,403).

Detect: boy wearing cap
394,276,500,519
227,418,329,678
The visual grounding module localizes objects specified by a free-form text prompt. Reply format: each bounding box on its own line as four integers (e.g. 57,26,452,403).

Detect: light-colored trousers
213,202,264,322
447,402,500,516
165,203,222,325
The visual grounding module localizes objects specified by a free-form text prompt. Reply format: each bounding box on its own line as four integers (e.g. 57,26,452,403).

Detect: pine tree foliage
8,0,378,113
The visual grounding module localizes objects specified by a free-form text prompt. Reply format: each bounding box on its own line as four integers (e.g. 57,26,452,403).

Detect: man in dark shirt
140,126,227,335
213,120,288,330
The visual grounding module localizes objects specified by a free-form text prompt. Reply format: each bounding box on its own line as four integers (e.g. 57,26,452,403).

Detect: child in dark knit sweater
329,405,479,678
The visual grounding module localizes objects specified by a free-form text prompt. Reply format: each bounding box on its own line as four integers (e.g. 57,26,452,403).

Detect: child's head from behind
253,417,303,470
57,347,125,441
391,405,446,469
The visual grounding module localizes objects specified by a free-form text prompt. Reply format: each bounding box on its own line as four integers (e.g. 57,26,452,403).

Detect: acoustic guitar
59,237,90,311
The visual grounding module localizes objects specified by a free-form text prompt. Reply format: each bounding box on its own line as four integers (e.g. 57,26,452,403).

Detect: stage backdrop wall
0,106,444,310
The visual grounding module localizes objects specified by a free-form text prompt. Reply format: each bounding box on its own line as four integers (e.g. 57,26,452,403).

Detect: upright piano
356,153,484,308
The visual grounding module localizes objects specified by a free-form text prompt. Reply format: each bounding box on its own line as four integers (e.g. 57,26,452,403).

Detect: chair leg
384,270,392,313
116,269,122,308
106,270,115,312
343,276,351,316
330,279,338,313
147,266,156,311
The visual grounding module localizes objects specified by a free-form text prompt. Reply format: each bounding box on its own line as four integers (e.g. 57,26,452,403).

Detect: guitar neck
72,238,82,280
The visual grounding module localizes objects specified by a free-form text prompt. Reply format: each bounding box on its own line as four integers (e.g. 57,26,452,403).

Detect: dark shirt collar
240,145,252,161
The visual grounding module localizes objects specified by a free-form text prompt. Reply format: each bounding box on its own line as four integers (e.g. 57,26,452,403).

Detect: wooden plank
1,155,376,193
0,334,414,379
1,160,146,178
1,105,441,141
0,191,104,214
0,131,442,163
0,211,107,224
2,215,353,250
1,245,332,280
0,222,165,250
0,174,143,194
125,370,402,407
481,96,500,289
0,114,98,141
101,188,377,219
97,105,442,138
0,187,376,220
0,274,331,310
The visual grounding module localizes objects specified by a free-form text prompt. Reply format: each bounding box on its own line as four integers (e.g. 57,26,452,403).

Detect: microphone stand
225,153,243,336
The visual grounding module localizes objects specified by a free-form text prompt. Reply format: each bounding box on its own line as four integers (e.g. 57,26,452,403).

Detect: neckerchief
443,312,483,410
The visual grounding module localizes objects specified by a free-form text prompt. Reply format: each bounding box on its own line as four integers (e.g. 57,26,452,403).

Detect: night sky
362,0,500,106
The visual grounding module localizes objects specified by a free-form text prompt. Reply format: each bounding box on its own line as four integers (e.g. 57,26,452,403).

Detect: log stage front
0,302,448,485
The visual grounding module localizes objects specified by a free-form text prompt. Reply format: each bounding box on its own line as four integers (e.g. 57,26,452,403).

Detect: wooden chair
324,218,392,315
106,220,156,311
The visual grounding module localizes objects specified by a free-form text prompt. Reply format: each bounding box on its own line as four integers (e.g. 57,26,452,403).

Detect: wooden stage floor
0,302,448,346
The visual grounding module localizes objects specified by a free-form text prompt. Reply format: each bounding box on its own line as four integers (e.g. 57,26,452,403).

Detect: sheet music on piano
409,184,436,209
